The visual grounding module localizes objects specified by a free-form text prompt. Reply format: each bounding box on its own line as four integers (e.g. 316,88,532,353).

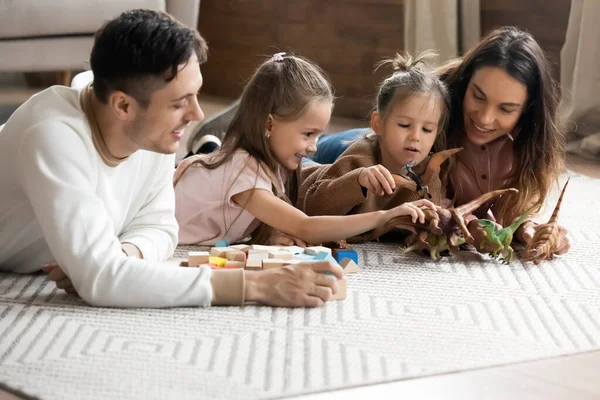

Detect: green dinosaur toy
473,203,541,263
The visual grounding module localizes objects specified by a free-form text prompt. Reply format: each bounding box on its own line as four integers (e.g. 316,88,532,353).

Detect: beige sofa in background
0,0,200,84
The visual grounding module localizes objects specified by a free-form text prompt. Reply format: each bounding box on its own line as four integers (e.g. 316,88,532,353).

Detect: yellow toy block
209,256,227,268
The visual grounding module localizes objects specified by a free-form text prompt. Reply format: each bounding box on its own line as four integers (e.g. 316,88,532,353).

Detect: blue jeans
310,128,367,164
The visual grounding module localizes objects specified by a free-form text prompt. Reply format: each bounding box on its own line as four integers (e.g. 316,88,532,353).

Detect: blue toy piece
215,239,230,248
333,249,358,265
313,251,339,276
313,251,330,261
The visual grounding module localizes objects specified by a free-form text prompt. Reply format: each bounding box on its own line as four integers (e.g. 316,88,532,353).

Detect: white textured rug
1,174,599,400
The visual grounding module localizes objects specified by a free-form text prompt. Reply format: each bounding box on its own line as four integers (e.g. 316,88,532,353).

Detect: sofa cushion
0,0,166,39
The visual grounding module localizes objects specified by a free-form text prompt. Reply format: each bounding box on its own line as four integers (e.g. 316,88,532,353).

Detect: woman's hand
519,221,571,255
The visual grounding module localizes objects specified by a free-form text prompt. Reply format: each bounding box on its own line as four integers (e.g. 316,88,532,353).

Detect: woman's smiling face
462,66,527,146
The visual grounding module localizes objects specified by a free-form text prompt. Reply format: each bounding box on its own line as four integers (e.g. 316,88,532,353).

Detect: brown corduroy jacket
296,137,450,242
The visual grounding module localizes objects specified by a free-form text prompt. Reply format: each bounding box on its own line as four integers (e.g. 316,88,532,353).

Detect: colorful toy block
188,251,209,267
262,258,287,270
331,279,347,300
332,249,358,265
230,244,251,252
224,260,245,269
268,250,293,260
225,250,246,262
245,258,262,270
210,247,231,257
305,246,332,255
339,258,361,274
180,243,357,301
215,239,230,248
209,256,227,268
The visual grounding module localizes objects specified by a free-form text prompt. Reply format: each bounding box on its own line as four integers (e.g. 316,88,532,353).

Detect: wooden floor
1,83,600,400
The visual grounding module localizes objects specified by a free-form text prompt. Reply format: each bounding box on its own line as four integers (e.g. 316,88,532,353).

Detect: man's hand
268,231,309,247
41,263,77,294
358,165,396,196
244,260,344,307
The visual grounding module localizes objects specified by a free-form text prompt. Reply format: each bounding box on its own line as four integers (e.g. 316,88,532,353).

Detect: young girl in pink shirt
174,53,435,246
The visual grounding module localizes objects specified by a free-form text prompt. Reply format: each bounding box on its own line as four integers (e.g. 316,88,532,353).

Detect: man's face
124,53,205,154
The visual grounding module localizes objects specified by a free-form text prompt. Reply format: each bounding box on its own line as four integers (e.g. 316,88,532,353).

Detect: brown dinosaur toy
520,178,570,265
378,188,519,259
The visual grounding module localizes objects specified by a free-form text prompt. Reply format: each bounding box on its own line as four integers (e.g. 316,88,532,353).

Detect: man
0,9,343,308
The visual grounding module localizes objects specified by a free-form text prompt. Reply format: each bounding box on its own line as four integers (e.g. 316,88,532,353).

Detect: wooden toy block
215,239,230,248
245,258,262,270
247,250,269,260
331,278,347,300
225,250,246,262
224,260,245,269
210,247,232,257
333,249,358,265
283,259,304,265
305,246,332,255
230,244,251,252
179,261,189,267
339,258,361,274
268,250,293,260
278,245,305,254
293,253,313,261
262,258,287,270
251,244,275,251
188,251,210,267
202,263,219,269
209,256,227,268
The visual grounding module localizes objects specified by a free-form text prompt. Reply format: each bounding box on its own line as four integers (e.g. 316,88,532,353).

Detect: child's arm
234,188,435,244
300,158,395,216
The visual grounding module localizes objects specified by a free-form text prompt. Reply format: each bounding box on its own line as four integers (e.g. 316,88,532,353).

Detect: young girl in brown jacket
297,51,451,242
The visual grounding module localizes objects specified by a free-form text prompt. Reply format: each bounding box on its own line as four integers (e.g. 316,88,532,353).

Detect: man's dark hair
90,9,208,107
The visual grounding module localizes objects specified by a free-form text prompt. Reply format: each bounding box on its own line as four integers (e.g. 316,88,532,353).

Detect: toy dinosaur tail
507,203,542,234
421,148,463,183
546,178,570,226
521,178,570,264
454,188,519,217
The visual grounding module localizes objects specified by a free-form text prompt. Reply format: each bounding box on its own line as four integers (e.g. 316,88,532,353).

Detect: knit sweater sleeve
16,122,238,308
298,140,378,216
118,153,178,263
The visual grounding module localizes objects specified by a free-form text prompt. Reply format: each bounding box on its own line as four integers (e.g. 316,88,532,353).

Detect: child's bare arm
234,188,435,244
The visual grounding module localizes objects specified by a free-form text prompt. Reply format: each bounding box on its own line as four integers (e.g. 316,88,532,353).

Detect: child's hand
358,165,396,196
41,263,78,295
268,231,309,247
389,199,436,223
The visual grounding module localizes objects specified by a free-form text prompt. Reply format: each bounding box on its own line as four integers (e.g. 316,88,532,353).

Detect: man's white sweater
0,85,242,308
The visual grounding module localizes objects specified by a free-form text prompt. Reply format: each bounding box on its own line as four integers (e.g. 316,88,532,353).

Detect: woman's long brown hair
435,26,566,225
